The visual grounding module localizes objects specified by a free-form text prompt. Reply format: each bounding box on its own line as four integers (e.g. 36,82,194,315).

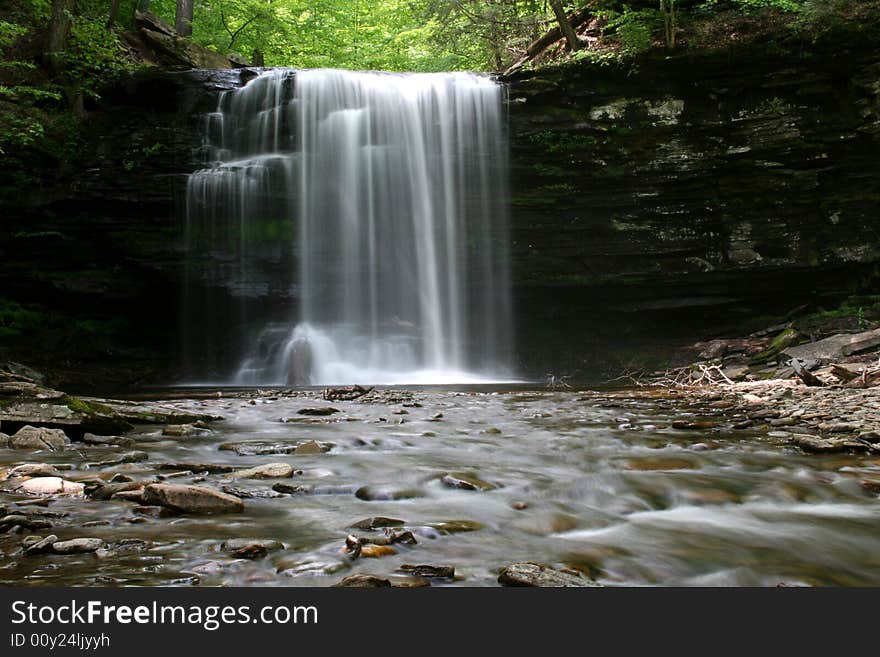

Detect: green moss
750,327,802,364
62,396,116,417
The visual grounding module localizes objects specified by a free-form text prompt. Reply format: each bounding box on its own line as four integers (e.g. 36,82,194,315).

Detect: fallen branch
322,385,373,402
790,358,825,387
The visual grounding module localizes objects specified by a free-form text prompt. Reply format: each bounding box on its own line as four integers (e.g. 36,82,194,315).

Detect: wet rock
398,564,455,578
0,432,8,447
429,520,484,534
113,489,148,504
220,485,284,499
359,545,398,558
9,426,69,451
297,407,339,416
787,434,871,454
511,501,528,510
498,562,601,587
271,483,311,495
671,419,715,430
19,477,85,496
276,559,348,577
355,486,425,501
82,433,135,447
440,473,497,492
332,574,391,588
294,440,329,455
4,463,61,479
860,480,880,495
624,458,695,471
23,534,58,555
157,463,234,474
232,463,294,479
142,483,244,514
222,539,284,552
86,451,149,468
53,538,104,554
132,505,177,518
388,575,431,587
110,473,135,483
87,481,145,501
1,514,52,532
858,431,880,444
229,544,268,559
429,413,444,422
162,424,207,437
817,422,861,433
0,397,131,435
349,517,405,530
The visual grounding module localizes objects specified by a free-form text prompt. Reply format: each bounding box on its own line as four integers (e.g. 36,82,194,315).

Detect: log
791,358,824,387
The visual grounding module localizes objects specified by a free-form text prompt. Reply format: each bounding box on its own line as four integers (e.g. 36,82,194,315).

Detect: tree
176,0,194,36
45,0,76,74
548,0,581,51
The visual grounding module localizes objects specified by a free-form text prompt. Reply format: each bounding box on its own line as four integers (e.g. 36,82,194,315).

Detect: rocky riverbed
1,377,878,587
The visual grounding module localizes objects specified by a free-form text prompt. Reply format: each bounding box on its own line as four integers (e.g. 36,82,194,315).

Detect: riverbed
1,385,879,587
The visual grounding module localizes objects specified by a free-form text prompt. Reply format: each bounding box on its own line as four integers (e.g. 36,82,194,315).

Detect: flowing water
2,388,878,587
184,69,512,386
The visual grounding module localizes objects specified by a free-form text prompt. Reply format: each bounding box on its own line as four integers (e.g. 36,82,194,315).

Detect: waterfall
184,69,512,385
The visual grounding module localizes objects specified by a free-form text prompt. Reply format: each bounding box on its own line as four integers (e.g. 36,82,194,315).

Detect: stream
2,386,879,587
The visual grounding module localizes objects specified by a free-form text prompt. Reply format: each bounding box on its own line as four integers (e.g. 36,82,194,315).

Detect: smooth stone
388,575,431,588
332,574,391,588
23,534,58,555
142,483,244,514
787,434,868,454
82,433,135,447
86,451,149,468
498,562,601,587
349,517,405,530
228,544,268,560
294,440,328,455
359,544,398,558
625,458,695,471
52,538,104,554
398,564,454,578
429,520,485,534
88,481,144,501
220,485,284,499
232,463,294,479
10,426,69,451
162,424,205,437
5,463,61,479
19,477,85,496
440,473,497,491
221,539,284,552
355,486,424,501
297,407,339,416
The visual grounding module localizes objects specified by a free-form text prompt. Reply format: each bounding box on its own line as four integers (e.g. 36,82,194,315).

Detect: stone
232,463,294,479
332,574,391,588
87,481,145,501
787,434,870,454
440,473,497,491
294,440,328,455
355,486,425,501
132,505,176,518
220,485,284,499
221,539,284,552
388,575,431,588
498,562,601,587
4,463,61,479
297,407,339,416
9,426,69,451
19,477,85,496
359,545,398,558
157,462,234,474
429,520,485,534
349,517,405,530
229,544,268,560
858,431,880,444
86,451,149,468
52,538,104,554
82,433,135,446
782,328,880,362
23,534,58,555
162,424,204,437
398,564,455,578
142,483,244,514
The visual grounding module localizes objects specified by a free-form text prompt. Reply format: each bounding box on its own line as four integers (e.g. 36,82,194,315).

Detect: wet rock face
505,41,880,375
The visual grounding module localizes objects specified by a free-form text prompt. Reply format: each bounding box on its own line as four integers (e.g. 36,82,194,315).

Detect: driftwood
790,358,825,387
830,361,880,387
322,385,373,402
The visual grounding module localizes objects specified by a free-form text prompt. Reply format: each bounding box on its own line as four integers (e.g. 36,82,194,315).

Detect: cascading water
184,68,512,385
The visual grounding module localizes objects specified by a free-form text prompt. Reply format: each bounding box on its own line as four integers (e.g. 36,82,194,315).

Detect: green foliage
0,299,47,339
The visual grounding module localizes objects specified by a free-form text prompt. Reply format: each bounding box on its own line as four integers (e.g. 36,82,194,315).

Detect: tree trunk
176,0,194,37
107,0,122,28
549,0,581,51
45,0,76,75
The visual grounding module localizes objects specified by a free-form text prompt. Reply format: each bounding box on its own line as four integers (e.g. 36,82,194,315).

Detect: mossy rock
750,327,802,365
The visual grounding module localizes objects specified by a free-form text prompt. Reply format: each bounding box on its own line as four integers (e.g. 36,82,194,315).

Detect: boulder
782,328,880,362
4,463,61,479
24,534,58,555
498,562,601,587
9,426,69,451
142,483,244,514
0,396,132,435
